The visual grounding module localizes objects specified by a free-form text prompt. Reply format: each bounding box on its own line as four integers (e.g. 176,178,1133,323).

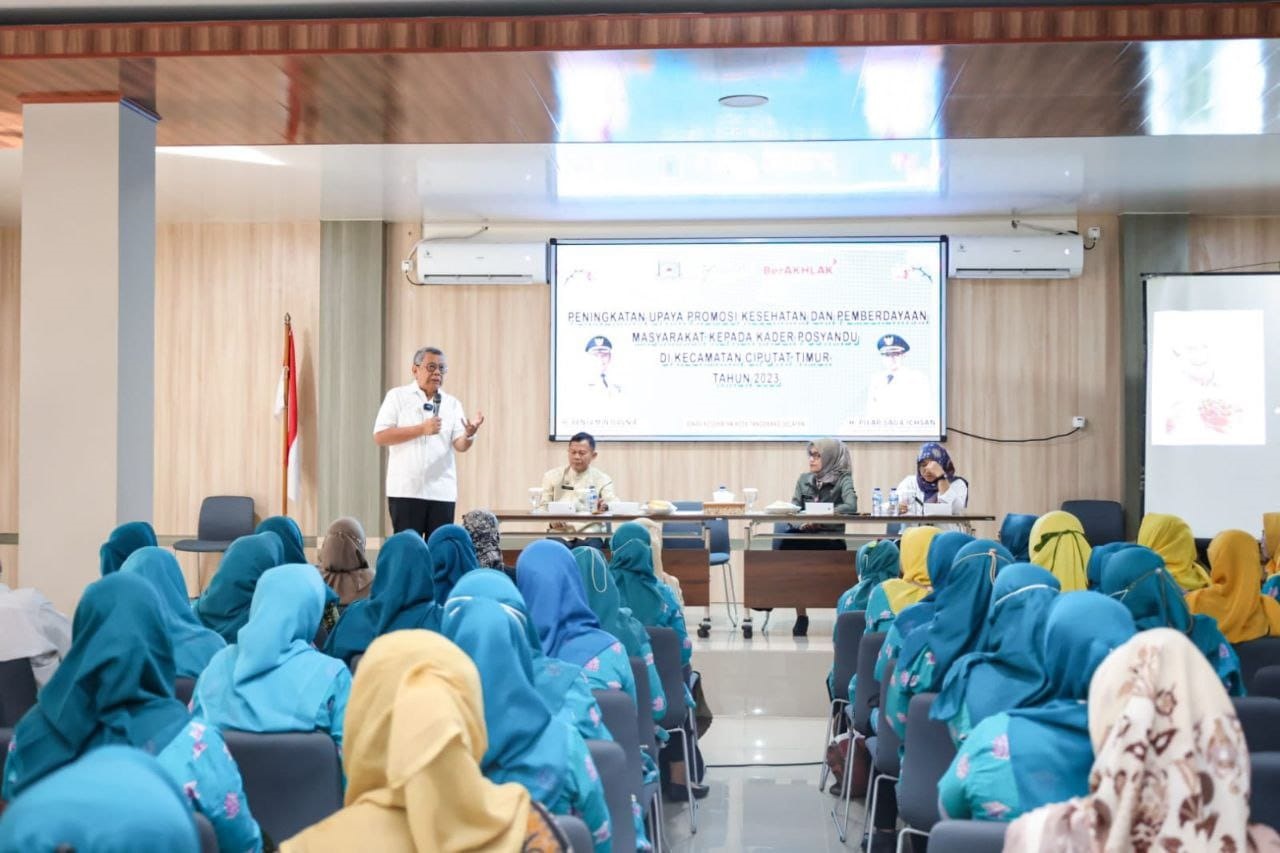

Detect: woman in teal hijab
99,521,157,576
1,573,262,852
441,597,613,853
0,746,199,853
883,539,1014,740
193,564,351,750
324,531,438,664
829,539,900,696
427,523,480,601
1085,541,1137,590
931,563,1061,744
608,522,692,666
938,592,1136,822
256,515,306,564
997,514,1037,563
573,547,669,723
445,568,612,743
120,547,225,679
1100,545,1244,695
194,531,284,643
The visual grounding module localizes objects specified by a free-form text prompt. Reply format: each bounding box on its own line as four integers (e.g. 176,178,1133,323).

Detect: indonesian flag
275,320,299,502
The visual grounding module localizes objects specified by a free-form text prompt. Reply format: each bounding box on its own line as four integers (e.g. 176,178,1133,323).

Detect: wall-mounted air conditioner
948,235,1084,279
412,241,548,285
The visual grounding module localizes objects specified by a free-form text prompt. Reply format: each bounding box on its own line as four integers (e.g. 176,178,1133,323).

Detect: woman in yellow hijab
1029,511,1092,592
282,630,566,853
1186,529,1280,644
1264,513,1280,576
1137,513,1210,591
864,526,941,632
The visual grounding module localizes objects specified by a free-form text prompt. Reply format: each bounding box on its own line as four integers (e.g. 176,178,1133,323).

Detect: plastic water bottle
586,485,598,513
888,488,898,517
871,487,883,517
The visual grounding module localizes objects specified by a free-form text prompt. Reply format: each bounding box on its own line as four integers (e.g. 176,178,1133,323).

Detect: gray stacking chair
647,625,699,834
862,661,902,851
896,693,957,851
0,727,10,782
194,812,218,853
1232,697,1280,753
0,657,37,727
832,631,886,840
586,739,637,853
349,652,364,674
554,814,594,853
1253,665,1280,699
1251,752,1280,833
928,820,1008,853
1060,499,1125,545
174,677,196,707
173,496,256,591
820,610,866,789
223,730,343,844
630,656,664,850
1234,638,1280,690
593,689,646,813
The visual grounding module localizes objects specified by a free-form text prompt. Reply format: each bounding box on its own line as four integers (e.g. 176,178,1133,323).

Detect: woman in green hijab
194,531,285,643
1,573,262,852
608,523,692,666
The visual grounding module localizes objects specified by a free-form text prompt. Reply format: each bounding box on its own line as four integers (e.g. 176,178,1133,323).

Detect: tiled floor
659,610,867,851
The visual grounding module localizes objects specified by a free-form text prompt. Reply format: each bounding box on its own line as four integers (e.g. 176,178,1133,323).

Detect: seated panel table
492,511,992,637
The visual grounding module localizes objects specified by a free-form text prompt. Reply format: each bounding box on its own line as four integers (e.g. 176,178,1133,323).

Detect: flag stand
281,313,291,517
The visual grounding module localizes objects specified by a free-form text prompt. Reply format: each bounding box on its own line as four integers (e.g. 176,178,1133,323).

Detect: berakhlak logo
762,258,838,276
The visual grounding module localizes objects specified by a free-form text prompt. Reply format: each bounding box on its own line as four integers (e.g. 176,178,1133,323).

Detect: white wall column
18,98,155,610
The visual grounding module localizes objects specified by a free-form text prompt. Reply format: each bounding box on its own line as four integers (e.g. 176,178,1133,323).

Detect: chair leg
649,791,664,853
679,726,697,834
896,826,930,853
859,769,881,850
840,732,863,839
819,699,837,788
720,562,739,627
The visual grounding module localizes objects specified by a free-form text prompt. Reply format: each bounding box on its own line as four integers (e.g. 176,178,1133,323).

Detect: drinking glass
528,487,542,511
743,487,759,511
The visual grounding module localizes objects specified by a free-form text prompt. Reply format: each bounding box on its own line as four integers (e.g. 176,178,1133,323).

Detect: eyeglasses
418,363,448,375
808,451,822,459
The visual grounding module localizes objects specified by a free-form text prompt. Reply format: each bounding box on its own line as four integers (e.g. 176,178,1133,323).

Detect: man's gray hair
413,346,444,366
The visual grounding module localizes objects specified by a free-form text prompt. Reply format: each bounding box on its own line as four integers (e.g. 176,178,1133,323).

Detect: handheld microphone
433,393,442,417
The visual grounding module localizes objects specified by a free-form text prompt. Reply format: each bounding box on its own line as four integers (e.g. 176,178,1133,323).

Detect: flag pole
281,313,291,516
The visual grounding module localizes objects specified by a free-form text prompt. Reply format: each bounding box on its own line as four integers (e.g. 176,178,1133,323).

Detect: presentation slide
1145,274,1280,536
551,239,945,441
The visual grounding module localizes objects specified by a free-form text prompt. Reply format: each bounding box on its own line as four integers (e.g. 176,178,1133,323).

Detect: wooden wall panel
0,227,16,582
1188,216,1280,273
154,222,321,586
384,217,1123,541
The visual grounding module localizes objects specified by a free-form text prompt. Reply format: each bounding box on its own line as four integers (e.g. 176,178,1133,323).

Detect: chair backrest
897,693,957,832
196,496,256,543
1233,638,1280,691
174,677,196,708
554,814,595,853
1060,500,1125,546
645,626,689,729
1232,697,1280,753
663,501,704,550
222,730,343,844
593,689,645,803
349,653,364,674
585,739,637,853
832,611,866,702
0,727,11,783
928,819,1009,853
628,656,659,763
1251,752,1280,833
0,657,38,727
194,812,218,853
874,660,902,778
1253,666,1280,700
707,517,730,555
852,633,887,737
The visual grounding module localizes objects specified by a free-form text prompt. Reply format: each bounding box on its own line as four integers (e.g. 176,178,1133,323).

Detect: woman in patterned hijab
1004,628,1280,851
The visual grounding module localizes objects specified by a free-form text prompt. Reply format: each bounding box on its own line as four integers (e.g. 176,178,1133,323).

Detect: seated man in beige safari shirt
539,431,617,548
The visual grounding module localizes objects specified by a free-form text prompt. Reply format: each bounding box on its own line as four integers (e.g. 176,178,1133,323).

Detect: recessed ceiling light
719,94,769,108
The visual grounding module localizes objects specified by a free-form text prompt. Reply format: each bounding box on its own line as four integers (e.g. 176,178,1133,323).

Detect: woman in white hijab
0,558,72,687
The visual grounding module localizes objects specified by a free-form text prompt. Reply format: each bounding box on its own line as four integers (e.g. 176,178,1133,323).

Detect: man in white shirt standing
374,346,484,538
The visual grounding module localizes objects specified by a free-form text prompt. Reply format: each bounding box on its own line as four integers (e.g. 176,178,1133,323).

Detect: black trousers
388,497,455,539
